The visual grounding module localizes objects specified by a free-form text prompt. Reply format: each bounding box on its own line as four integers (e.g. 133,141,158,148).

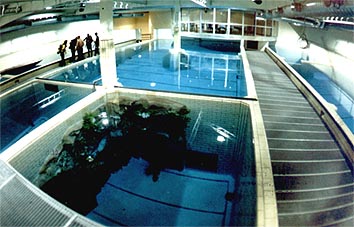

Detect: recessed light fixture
252,0,262,5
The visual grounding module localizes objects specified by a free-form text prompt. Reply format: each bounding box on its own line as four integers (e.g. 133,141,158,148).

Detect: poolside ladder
33,89,65,109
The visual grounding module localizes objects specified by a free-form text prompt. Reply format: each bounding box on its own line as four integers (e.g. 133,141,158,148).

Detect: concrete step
273,171,353,190
268,139,340,150
264,121,327,131
270,149,344,161
326,217,354,227
266,129,333,140
277,193,354,213
278,202,354,227
259,98,310,108
248,51,354,227
271,160,350,174
263,115,323,125
261,108,319,118
260,103,314,113
276,183,354,201
255,90,305,100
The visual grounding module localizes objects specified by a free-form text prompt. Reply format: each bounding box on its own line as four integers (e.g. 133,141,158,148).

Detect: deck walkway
247,50,354,227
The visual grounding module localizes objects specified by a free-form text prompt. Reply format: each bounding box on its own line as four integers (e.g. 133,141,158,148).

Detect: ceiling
0,0,353,31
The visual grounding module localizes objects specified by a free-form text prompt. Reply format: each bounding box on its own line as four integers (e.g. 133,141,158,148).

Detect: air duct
280,17,323,28
1,4,22,15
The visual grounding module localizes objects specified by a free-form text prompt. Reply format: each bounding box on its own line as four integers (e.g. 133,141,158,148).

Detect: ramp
247,50,354,227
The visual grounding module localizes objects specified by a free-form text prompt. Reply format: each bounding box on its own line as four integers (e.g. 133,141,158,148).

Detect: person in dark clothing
84,34,93,57
69,38,77,63
57,40,67,66
76,36,85,61
94,32,100,56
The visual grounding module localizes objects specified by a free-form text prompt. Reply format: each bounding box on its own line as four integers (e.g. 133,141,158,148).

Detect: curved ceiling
0,0,353,30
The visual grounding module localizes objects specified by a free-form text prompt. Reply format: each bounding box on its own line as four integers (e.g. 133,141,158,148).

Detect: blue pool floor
48,40,247,98
87,158,234,226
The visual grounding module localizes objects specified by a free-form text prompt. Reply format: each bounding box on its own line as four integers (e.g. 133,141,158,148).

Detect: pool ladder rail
32,89,65,109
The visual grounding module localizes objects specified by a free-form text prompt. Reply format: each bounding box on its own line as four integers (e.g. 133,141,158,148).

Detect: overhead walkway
246,50,354,227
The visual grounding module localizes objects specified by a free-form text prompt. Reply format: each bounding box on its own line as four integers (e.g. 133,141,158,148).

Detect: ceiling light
79,3,86,12
190,0,207,8
252,0,262,5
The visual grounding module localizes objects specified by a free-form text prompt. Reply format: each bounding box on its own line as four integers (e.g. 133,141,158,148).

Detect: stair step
248,51,353,227
260,98,310,108
264,121,327,131
264,115,323,124
276,183,354,200
261,108,318,118
270,149,344,161
273,171,353,190
268,138,339,150
271,160,349,174
277,193,354,213
278,203,354,227
266,129,333,140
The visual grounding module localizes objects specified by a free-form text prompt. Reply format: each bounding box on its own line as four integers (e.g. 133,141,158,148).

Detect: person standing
57,40,67,67
84,34,93,57
76,36,85,61
94,32,100,56
69,37,77,63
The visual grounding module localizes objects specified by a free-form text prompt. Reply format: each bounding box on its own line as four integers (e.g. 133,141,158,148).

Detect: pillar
99,0,118,88
172,6,181,51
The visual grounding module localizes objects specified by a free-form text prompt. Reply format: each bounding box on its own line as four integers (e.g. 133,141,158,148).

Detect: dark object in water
0,60,42,75
41,167,110,215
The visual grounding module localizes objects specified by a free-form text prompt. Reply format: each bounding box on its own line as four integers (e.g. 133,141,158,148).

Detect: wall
0,20,102,72
0,19,137,73
149,10,174,40
5,89,106,182
150,10,173,29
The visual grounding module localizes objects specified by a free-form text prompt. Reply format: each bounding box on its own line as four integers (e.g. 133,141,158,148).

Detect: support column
169,5,182,71
172,6,181,51
99,0,118,88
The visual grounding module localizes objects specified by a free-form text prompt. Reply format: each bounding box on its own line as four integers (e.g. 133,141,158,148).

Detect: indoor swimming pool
291,63,354,132
80,97,254,226
47,39,247,98
0,39,247,153
0,82,92,152
271,45,354,133
3,89,256,226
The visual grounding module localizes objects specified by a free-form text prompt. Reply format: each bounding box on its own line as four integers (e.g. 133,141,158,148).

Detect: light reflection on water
49,40,247,98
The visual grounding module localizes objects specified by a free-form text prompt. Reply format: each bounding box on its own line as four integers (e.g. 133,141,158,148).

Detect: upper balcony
180,8,278,42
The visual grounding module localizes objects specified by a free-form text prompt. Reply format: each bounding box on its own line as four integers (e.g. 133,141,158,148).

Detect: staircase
247,51,354,227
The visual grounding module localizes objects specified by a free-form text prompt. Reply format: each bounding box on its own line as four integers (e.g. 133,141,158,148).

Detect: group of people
57,32,100,67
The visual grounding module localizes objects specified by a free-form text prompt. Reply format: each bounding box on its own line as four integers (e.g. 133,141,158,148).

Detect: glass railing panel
244,26,255,36
230,25,242,35
201,23,214,33
215,23,228,34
